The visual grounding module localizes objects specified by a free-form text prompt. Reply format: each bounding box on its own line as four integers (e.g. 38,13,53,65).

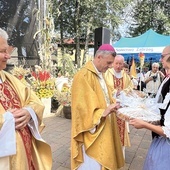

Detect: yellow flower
30,71,56,99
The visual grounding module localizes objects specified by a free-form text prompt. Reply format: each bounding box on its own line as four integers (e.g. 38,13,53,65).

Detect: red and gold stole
113,75,125,145
113,75,124,91
0,80,35,169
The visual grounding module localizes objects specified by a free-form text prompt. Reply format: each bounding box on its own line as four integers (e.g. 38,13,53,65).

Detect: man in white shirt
144,62,165,97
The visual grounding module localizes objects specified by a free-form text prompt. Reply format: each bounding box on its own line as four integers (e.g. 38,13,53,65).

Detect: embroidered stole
113,75,126,145
0,80,35,169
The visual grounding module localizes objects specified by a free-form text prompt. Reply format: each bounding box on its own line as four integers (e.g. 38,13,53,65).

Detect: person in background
136,68,146,91
71,44,124,170
105,55,133,158
143,67,149,75
0,28,52,169
129,46,170,170
144,62,165,97
123,62,130,74
123,62,138,89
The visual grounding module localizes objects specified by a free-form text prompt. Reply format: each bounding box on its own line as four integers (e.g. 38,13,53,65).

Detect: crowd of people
71,43,170,170
0,25,170,170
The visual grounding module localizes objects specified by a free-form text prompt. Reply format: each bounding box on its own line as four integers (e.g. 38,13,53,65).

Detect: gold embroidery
0,81,21,110
113,75,124,90
0,80,34,169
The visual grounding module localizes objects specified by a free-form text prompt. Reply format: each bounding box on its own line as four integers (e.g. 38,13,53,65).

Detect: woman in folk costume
104,55,134,158
130,46,170,170
0,28,52,169
71,44,125,170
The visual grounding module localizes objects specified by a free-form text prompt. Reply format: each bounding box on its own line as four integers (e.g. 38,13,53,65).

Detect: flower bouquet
30,68,56,99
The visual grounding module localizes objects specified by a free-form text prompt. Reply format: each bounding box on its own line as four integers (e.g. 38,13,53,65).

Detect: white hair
114,55,125,62
0,28,8,40
152,62,159,68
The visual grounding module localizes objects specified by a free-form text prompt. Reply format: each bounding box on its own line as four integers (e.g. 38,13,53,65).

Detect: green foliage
52,0,131,67
57,53,78,78
128,0,170,36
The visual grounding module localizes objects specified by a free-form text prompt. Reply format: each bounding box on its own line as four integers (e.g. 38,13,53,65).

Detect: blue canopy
114,29,170,48
113,29,170,62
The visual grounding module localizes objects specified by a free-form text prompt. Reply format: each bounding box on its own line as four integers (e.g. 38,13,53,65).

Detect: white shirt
145,71,162,94
155,77,170,138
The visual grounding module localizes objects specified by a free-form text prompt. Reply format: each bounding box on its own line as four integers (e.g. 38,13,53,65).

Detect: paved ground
42,114,152,170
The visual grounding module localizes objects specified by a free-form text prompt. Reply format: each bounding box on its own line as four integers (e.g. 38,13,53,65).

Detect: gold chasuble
0,71,52,170
105,68,134,147
71,61,124,170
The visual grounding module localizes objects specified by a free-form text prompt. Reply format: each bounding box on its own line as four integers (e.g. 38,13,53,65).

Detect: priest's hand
10,108,31,130
102,103,120,117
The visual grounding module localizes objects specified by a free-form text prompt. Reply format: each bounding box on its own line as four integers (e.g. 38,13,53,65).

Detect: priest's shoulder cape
71,61,124,170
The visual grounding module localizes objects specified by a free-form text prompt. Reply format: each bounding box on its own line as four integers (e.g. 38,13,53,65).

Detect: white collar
92,61,103,79
113,69,122,78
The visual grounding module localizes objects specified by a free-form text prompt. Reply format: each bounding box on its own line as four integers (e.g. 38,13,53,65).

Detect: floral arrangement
29,66,56,99
54,83,71,106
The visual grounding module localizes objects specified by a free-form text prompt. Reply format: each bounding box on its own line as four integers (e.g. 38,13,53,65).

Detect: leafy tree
128,0,170,36
53,0,131,68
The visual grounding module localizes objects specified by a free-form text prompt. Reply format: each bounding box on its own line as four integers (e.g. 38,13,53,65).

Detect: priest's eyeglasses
161,53,170,59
